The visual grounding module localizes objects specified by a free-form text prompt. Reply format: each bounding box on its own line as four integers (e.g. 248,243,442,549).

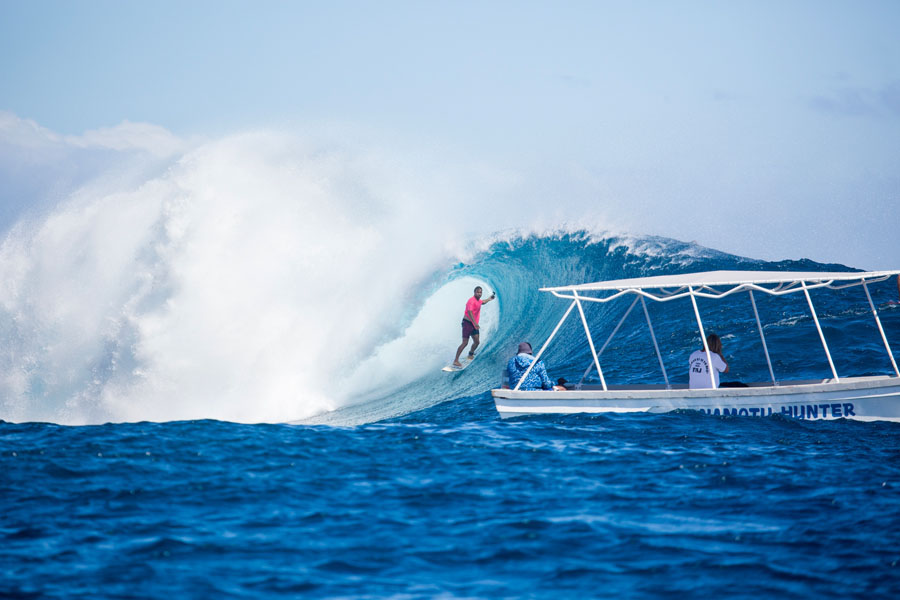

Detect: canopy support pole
749,290,777,386
802,281,839,382
862,281,900,378
574,290,607,391
577,296,639,387
641,296,670,389
689,286,716,388
513,299,576,391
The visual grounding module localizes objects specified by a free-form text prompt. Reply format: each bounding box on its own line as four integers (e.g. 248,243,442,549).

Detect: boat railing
511,271,900,393
554,376,895,392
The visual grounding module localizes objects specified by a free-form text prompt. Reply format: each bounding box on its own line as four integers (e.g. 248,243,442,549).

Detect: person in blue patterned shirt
506,342,555,391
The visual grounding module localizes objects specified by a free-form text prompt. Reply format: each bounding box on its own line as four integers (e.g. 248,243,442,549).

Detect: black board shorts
461,319,479,339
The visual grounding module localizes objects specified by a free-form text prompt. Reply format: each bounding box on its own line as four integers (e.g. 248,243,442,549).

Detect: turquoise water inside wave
3,234,900,597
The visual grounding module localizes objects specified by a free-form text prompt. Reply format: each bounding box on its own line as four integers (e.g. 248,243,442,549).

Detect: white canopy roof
542,270,900,294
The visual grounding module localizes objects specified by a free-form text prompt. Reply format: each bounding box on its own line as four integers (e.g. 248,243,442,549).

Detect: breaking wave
1,129,896,425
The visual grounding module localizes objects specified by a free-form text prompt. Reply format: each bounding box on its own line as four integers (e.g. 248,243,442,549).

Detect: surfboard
442,356,474,372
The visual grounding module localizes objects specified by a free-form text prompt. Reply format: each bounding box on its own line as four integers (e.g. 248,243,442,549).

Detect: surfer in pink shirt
453,286,496,367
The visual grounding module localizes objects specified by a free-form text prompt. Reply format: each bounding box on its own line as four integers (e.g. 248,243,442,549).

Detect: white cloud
66,120,186,157
0,111,64,149
0,111,186,157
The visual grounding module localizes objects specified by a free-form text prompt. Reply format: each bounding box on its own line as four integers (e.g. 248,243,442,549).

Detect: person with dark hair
688,333,729,389
507,342,555,391
452,285,495,367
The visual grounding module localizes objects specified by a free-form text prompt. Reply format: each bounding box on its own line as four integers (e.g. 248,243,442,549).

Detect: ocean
2,231,900,598
3,409,899,599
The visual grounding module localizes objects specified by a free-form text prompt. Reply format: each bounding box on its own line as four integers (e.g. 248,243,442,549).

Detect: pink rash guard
464,296,483,324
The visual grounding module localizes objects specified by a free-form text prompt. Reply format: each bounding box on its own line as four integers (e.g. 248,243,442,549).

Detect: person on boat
688,333,729,389
452,286,496,367
507,342,558,391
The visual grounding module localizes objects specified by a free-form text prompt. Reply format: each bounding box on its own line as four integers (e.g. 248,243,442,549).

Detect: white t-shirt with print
688,349,727,389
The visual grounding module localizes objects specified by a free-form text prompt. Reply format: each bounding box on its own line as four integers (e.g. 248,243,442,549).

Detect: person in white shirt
688,333,729,389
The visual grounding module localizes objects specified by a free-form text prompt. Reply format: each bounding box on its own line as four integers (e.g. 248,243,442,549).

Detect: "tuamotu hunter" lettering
697,403,856,419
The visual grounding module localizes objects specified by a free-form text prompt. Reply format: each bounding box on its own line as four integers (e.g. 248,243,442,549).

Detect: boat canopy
513,270,900,392
542,270,900,301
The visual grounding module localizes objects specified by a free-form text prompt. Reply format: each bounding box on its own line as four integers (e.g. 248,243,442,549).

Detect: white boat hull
491,376,900,422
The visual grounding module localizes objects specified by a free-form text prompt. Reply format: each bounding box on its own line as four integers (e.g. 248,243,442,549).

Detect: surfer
506,342,557,390
688,333,729,389
452,286,496,367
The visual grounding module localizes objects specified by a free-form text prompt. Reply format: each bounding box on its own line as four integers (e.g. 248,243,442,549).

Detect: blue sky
2,0,899,268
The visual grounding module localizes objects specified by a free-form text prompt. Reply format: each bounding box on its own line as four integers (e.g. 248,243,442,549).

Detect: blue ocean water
4,410,900,598
3,233,900,598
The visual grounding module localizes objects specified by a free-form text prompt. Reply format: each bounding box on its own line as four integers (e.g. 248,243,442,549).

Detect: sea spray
0,132,478,424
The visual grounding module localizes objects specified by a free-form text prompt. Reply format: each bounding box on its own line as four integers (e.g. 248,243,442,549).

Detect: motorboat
491,270,900,421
